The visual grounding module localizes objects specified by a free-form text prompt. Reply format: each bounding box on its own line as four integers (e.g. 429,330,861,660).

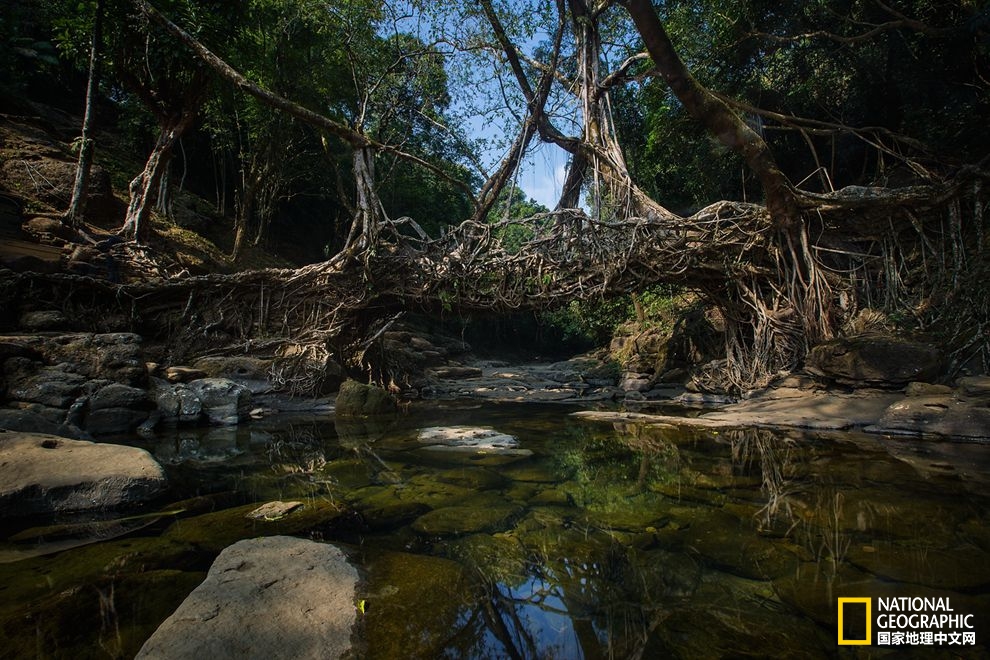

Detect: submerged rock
0,431,166,516
361,550,473,659
136,536,358,660
411,503,522,536
415,426,533,465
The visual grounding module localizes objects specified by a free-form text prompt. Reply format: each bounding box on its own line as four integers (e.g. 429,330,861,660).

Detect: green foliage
541,297,634,346
485,186,550,253
614,0,990,206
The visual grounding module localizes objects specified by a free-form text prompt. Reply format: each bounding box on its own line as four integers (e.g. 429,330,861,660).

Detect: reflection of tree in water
456,538,674,659
727,428,850,578
728,428,803,532
265,421,330,474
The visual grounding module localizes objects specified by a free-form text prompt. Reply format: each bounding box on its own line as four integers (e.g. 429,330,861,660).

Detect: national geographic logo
837,598,871,645
838,597,977,647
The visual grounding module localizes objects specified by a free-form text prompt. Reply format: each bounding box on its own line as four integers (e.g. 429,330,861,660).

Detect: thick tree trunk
64,0,104,227
621,0,799,227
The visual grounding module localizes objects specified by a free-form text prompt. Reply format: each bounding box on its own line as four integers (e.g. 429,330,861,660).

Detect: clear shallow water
1,401,988,658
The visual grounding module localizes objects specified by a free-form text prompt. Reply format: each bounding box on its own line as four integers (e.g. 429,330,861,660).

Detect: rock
18,310,69,331
0,408,89,439
334,379,396,417
4,333,146,386
191,356,273,381
904,381,953,397
186,378,252,425
164,366,207,383
246,501,303,521
151,379,204,424
362,551,473,659
876,395,990,439
82,383,153,434
5,362,87,408
164,501,353,551
411,503,522,536
136,536,358,660
428,365,483,379
667,509,797,580
416,425,517,448
415,426,533,465
806,334,942,386
957,376,990,399
0,431,166,516
619,372,652,392
89,382,151,410
22,216,82,243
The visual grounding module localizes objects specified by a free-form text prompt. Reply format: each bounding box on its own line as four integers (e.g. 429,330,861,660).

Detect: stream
1,400,988,658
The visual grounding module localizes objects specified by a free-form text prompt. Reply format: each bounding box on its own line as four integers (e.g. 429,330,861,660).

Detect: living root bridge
2,173,987,392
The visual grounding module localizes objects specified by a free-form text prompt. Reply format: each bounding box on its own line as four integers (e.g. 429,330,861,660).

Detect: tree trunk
64,0,104,227
231,172,259,262
120,112,195,242
621,0,799,227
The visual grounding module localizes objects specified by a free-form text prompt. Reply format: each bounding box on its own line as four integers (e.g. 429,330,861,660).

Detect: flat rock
428,366,483,379
875,396,990,439
246,501,303,521
165,366,207,383
0,431,166,516
136,536,358,660
417,426,518,448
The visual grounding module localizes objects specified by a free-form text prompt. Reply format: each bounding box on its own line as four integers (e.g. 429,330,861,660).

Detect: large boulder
335,380,396,417
136,536,358,660
151,379,204,424
186,378,252,425
83,383,153,435
805,334,942,387
0,431,167,517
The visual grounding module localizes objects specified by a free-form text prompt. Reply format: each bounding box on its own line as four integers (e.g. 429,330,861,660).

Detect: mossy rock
360,501,431,531
335,380,396,417
670,509,799,580
434,467,507,491
163,498,348,551
350,475,474,512
411,504,522,536
0,536,198,608
319,457,379,490
0,567,207,659
361,550,474,659
447,533,528,585
846,539,990,591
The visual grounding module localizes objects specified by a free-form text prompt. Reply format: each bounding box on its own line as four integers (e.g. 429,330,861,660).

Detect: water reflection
0,403,987,658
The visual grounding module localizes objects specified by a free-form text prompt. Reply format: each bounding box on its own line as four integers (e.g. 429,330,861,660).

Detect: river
1,400,988,658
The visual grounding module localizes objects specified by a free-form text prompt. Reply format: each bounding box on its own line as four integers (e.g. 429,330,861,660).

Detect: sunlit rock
137,536,358,660
0,431,166,516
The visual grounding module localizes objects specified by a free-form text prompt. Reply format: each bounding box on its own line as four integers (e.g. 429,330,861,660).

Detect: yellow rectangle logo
838,598,872,645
